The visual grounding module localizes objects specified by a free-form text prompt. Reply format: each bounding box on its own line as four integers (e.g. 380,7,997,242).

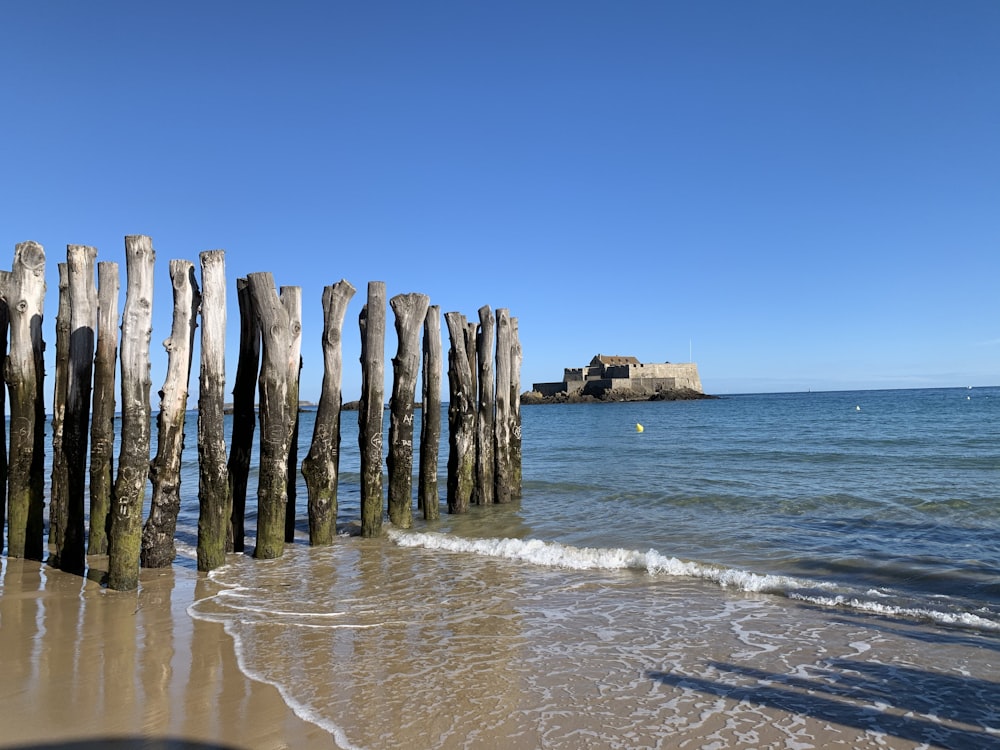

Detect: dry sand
0,556,335,750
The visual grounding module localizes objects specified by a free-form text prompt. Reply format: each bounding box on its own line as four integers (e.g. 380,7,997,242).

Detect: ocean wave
387,529,1000,633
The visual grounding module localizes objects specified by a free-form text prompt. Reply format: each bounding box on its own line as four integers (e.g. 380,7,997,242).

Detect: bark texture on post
494,308,514,504
49,263,70,564
418,305,442,519
0,290,7,544
198,250,229,571
247,272,292,559
280,286,302,544
302,280,355,545
227,277,259,553
63,245,97,573
2,241,47,560
475,305,495,506
511,316,523,498
358,281,386,537
387,293,430,528
108,235,155,591
141,260,199,568
445,312,476,514
88,261,119,555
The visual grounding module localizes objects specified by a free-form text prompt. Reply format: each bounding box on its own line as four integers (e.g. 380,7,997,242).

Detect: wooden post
280,286,302,544
511,316,523,497
0,287,7,546
418,305,442,519
141,260,200,568
494,308,513,504
1,240,47,560
227,277,259,553
62,245,97,573
108,235,155,591
475,305,495,505
387,292,429,528
444,312,475,513
358,281,386,537
302,280,355,545
88,261,119,555
246,272,292,559
198,250,229,571
49,263,70,564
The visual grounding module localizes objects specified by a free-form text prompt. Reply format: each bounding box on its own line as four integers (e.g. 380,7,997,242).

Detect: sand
0,556,335,750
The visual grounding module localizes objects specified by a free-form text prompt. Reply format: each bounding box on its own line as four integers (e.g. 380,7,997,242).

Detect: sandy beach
0,556,335,750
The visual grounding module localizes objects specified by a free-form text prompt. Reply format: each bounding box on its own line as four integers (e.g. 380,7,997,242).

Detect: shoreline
0,555,334,750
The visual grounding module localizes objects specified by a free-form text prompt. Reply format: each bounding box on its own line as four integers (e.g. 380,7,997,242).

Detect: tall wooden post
62,245,97,573
358,281,386,537
246,272,292,559
227,277,259,553
108,235,155,591
141,260,199,568
302,280,355,545
387,293,429,528
1,241,47,560
0,288,7,545
198,250,229,571
88,261,119,555
280,286,302,544
445,312,475,514
49,263,70,563
418,305,442,519
494,308,513,504
475,305,495,505
511,316,523,497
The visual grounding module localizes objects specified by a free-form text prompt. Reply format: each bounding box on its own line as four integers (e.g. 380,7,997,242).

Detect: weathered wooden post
246,272,292,559
475,305,495,505
387,293,429,528
198,250,229,571
302,280,355,545
1,240,47,560
227,277,259,553
445,311,476,513
281,286,302,544
141,260,200,568
88,261,119,555
49,263,70,563
494,308,513,504
511,316,523,497
0,289,7,544
108,235,155,591
62,245,97,573
418,305,442,519
358,281,386,537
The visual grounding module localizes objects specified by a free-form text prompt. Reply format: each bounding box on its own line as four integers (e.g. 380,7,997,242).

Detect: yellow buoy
636,423,644,433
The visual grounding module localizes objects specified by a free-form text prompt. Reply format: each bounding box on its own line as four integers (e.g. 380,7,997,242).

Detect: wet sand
0,557,335,750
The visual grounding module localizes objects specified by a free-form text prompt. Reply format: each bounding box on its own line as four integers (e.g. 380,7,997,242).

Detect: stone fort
532,354,703,398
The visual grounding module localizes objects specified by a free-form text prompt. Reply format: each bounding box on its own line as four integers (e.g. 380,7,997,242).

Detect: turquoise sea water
7,386,1000,748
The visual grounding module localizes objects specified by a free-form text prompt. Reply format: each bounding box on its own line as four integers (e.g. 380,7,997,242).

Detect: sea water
18,387,1000,747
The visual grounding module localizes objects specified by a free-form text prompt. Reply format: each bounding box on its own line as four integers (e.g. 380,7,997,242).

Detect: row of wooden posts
0,236,522,591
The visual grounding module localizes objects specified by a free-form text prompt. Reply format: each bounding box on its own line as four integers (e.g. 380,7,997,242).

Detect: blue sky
2,2,998,400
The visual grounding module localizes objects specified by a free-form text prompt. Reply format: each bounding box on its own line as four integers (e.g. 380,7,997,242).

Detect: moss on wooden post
227,277,259,553
88,261,119,555
358,281,386,537
198,250,230,571
387,292,429,528
418,305,442,520
303,280,355,545
141,259,199,568
2,240,47,560
445,312,476,514
475,305,495,506
108,235,155,591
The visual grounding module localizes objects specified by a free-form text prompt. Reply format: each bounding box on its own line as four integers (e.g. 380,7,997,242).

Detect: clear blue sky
2,2,998,400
